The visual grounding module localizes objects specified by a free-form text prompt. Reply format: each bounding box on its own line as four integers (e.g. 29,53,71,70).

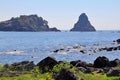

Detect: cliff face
0,15,60,31
70,13,96,31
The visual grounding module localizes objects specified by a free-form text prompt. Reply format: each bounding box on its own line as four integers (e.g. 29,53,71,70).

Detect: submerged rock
70,13,96,31
116,39,120,44
99,46,120,52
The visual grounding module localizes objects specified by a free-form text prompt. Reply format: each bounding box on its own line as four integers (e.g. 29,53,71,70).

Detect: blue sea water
0,31,120,64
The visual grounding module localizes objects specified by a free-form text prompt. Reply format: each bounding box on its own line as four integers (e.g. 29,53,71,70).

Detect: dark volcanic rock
108,59,120,67
93,56,109,68
4,61,35,71
99,46,120,52
37,56,58,72
70,13,96,31
85,67,95,73
77,67,87,72
50,27,60,32
55,68,78,80
116,39,120,44
107,68,120,76
75,61,87,68
0,15,60,31
70,60,81,66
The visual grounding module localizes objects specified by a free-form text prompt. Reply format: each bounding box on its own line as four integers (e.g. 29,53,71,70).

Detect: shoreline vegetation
0,56,120,80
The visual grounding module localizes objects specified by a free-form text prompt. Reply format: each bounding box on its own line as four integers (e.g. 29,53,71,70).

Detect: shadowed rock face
37,56,58,73
55,68,78,80
0,15,60,31
70,13,96,31
50,27,61,32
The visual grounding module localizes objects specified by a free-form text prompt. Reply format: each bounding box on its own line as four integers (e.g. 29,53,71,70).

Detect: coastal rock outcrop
37,56,58,72
4,61,35,71
0,56,120,78
55,68,78,80
0,15,60,31
70,13,96,31
107,68,120,76
93,56,109,68
49,27,60,32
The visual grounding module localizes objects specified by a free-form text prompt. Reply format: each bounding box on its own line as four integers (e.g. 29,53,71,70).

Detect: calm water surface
0,31,120,64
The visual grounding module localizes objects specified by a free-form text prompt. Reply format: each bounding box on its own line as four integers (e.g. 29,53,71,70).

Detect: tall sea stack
70,13,96,31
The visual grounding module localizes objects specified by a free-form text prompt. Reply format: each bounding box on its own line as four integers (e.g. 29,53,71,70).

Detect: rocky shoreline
0,39,120,80
0,56,120,80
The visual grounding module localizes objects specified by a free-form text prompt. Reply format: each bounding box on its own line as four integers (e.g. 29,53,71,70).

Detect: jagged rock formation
70,13,96,31
50,27,61,32
0,15,60,31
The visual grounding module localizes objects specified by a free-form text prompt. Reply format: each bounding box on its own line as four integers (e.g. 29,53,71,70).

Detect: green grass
0,73,54,80
77,72,119,80
0,65,4,71
0,63,119,80
117,64,120,68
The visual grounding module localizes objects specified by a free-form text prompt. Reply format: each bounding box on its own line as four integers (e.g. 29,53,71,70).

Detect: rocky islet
70,13,96,31
0,15,60,31
0,13,96,32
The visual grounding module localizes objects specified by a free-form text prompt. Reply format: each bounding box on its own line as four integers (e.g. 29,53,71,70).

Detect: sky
0,0,120,30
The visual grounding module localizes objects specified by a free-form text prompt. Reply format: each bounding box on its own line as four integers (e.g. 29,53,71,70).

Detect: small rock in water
116,39,120,44
53,49,59,53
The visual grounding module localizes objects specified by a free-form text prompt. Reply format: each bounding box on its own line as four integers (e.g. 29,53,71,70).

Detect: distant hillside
70,13,96,31
0,15,60,31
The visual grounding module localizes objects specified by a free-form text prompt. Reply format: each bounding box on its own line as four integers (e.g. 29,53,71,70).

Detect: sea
0,31,120,65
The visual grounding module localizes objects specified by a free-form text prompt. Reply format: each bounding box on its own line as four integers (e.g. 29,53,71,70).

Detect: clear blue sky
0,0,120,30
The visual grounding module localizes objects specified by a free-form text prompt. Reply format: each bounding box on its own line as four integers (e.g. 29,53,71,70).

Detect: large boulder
55,68,78,80
37,56,58,72
107,68,120,76
70,60,81,66
75,61,87,68
93,56,109,68
108,59,120,67
85,67,95,73
4,61,35,71
77,67,87,73
70,13,96,32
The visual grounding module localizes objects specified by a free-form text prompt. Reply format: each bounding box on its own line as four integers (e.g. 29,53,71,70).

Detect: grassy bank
0,61,119,80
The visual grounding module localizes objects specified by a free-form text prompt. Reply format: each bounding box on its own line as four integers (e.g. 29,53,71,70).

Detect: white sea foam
0,50,24,54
